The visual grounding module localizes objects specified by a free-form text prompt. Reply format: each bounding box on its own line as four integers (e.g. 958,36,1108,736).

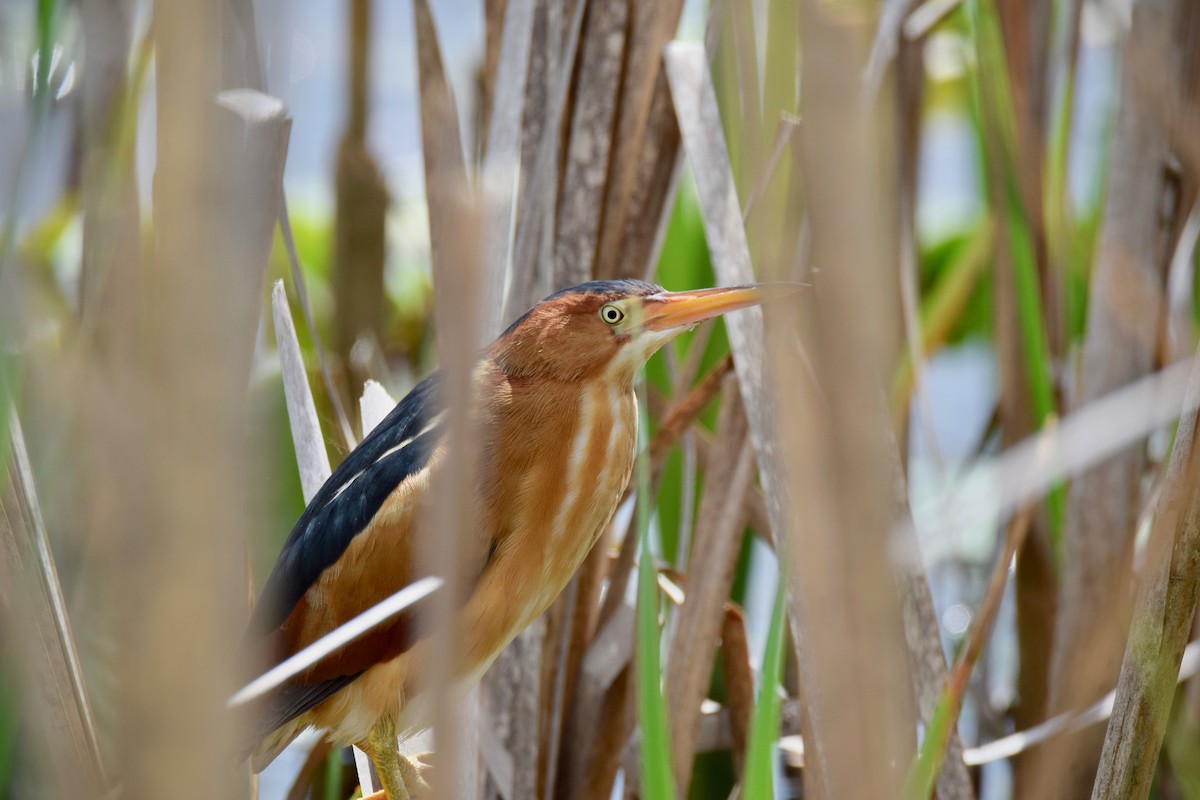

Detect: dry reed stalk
788,5,919,792
507,0,588,320
557,357,738,796
668,32,919,795
478,0,535,336
889,41,974,793
77,0,140,357
995,0,1057,348
1042,1,1189,794
334,0,388,376
865,0,917,100
103,2,280,794
504,0,557,316
422,186,485,800
749,1,800,279
1092,340,1200,799
552,0,628,287
893,461,977,798
665,379,754,790
969,8,1059,791
0,411,106,796
479,0,510,156
273,281,378,793
878,16,977,793
593,0,686,280
578,666,634,800
666,41,826,792
413,1,485,794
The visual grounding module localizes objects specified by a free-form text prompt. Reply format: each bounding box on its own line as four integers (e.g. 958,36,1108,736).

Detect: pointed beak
640,283,799,332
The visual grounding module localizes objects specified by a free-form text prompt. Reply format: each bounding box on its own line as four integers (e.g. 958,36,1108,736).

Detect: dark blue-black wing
246,371,445,640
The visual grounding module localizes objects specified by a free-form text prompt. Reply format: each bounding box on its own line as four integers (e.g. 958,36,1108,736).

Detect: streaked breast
499,378,637,627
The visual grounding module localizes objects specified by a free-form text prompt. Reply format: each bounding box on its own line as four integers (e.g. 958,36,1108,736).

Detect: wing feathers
247,373,444,638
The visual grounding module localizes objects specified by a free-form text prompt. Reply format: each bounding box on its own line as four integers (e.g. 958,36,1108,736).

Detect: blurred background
2,0,1199,798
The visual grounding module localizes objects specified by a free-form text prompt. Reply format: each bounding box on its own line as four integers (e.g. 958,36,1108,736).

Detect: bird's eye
599,303,625,326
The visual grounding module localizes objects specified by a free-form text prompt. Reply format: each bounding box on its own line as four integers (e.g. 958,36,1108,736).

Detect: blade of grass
270,280,379,793
0,0,60,269
902,507,1033,800
965,0,1065,573
635,371,677,800
0,652,14,793
903,0,965,39
666,378,754,789
1093,355,1200,797
1041,0,1082,342
889,218,996,431
279,204,357,454
742,563,788,800
272,281,333,501
11,408,105,768
665,42,846,793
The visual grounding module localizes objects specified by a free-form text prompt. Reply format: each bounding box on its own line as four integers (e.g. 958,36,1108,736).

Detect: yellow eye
599,303,625,325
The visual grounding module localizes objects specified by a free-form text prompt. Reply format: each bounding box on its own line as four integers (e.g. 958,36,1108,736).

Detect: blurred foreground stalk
84,2,288,796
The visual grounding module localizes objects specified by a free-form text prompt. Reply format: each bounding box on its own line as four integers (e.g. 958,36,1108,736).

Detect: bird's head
493,279,778,383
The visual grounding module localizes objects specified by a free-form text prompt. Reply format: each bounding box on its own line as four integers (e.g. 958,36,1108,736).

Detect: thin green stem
742,564,787,799
635,370,677,800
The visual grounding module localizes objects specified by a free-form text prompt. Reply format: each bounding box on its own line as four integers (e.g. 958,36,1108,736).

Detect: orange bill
641,283,800,332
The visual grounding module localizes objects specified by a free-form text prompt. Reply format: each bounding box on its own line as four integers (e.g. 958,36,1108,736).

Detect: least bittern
243,280,775,798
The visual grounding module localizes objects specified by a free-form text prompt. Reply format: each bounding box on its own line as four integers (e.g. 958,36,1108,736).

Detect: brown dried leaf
666,378,754,788
719,605,754,778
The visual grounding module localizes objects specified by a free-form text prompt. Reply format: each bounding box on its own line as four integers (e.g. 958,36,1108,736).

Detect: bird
241,279,778,798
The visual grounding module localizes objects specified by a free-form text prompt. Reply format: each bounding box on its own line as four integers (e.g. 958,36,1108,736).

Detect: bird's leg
358,716,411,800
